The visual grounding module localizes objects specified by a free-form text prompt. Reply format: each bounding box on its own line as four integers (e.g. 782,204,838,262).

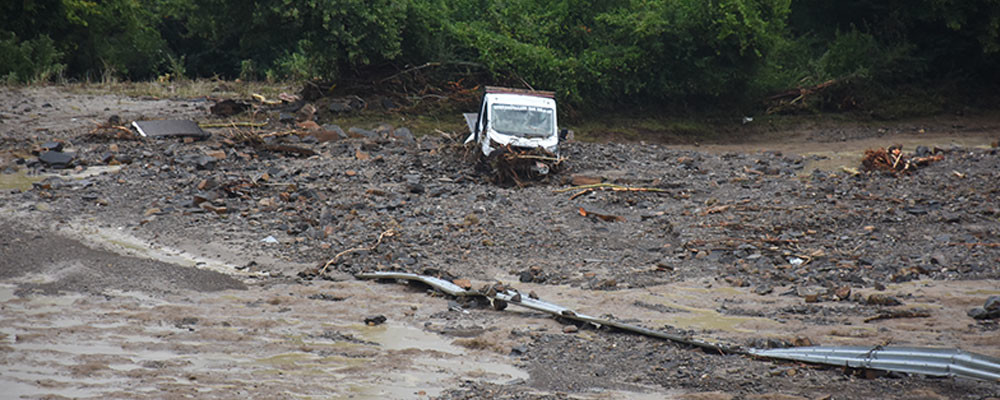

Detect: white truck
463,86,565,178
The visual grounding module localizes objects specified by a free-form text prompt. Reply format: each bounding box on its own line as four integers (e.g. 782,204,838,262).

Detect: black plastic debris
38,151,74,168
132,120,209,140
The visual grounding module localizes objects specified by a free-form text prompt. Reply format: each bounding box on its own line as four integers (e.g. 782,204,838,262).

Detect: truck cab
464,86,560,157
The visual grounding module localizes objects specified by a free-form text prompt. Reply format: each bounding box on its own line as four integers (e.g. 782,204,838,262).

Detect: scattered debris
88,120,139,140
862,145,944,175
555,183,669,200
357,271,1000,381
766,79,840,114
319,229,396,274
357,271,742,354
484,144,564,186
132,120,210,140
260,235,278,244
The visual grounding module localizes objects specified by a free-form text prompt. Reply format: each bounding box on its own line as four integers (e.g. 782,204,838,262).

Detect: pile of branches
483,143,564,187
86,121,139,141
862,145,944,175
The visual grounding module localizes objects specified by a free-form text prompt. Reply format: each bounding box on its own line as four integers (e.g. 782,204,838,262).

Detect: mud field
1,86,999,399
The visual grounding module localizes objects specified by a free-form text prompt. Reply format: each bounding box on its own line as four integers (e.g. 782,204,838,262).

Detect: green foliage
0,34,65,83
2,0,999,111
1,0,168,81
158,0,408,81
435,0,792,107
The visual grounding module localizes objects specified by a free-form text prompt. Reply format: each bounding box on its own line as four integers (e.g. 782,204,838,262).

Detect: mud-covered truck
463,86,565,180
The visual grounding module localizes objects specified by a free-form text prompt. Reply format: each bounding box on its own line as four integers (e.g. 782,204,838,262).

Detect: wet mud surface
1,86,999,399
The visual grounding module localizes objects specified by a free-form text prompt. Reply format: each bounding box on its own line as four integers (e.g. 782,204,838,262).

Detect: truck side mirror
559,128,569,140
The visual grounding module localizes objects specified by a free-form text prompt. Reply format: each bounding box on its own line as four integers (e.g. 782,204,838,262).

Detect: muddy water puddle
0,276,529,399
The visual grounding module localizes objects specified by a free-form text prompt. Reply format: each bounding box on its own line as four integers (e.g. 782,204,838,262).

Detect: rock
866,294,902,306
391,127,415,144
364,315,387,326
754,285,773,295
296,120,321,131
328,101,354,114
724,276,748,287
562,325,579,334
373,123,394,138
407,182,425,194
985,296,1000,311
348,127,377,140
914,145,930,157
205,149,226,160
295,103,317,122
452,279,472,290
101,152,116,164
278,112,295,124
510,345,528,355
40,141,64,152
199,203,227,214
834,286,852,301
929,253,948,266
313,124,348,142
968,307,989,319
192,191,218,206
210,99,250,116
380,98,398,110
39,151,74,168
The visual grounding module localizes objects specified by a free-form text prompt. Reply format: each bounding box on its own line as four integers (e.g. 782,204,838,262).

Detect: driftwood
554,183,669,200
319,230,396,274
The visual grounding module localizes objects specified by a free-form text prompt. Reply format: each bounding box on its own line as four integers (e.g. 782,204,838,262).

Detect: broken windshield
490,104,554,138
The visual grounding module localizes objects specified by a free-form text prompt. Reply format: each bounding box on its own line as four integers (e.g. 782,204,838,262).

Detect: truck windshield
490,104,554,138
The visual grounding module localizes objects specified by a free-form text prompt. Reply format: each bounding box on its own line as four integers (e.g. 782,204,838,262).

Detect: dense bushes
1,0,998,110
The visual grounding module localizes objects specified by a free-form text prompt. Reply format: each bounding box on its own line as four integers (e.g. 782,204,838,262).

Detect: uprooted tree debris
862,145,944,175
482,144,564,186
357,271,1000,382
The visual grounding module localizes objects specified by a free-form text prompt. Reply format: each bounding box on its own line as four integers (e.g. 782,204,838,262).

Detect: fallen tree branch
556,183,670,200
320,230,396,274
379,61,486,83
